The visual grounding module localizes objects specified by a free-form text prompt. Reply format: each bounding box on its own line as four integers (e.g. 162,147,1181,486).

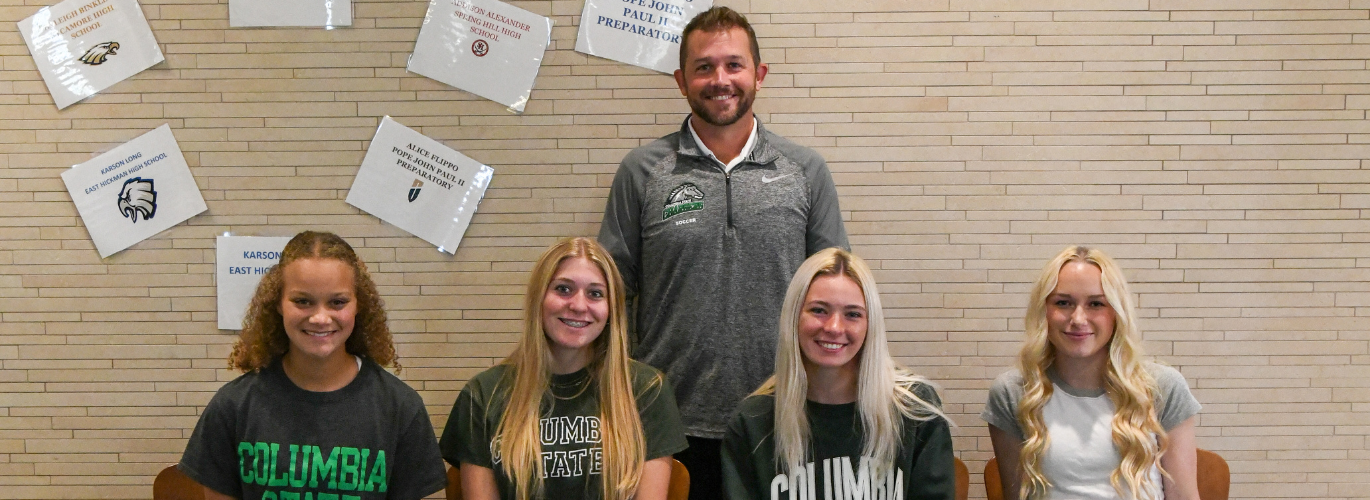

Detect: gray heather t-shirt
981,362,1201,500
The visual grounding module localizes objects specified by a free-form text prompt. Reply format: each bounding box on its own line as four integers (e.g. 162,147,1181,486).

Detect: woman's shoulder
989,368,1026,396
1143,361,1188,388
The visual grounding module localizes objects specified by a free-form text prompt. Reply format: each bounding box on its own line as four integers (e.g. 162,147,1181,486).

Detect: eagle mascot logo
79,41,120,65
117,177,157,223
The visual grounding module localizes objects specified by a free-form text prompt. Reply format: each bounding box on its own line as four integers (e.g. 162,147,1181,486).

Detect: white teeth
818,341,843,350
711,95,732,100
561,319,589,328
307,331,331,337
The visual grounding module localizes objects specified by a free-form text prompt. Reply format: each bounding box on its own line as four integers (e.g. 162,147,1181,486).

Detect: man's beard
688,85,756,127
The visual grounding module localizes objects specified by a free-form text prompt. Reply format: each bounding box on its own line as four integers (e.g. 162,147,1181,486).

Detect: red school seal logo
471,39,489,57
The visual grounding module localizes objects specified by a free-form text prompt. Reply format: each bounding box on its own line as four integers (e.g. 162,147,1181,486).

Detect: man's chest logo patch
663,182,705,221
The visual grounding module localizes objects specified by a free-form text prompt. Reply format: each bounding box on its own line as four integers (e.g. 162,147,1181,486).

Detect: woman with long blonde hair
983,246,1202,500
179,230,448,500
440,237,688,500
721,247,955,500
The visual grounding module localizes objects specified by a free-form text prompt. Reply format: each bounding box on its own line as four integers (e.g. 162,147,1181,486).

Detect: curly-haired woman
179,231,446,500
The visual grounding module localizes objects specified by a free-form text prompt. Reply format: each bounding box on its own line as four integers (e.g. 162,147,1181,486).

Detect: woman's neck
805,364,858,405
1052,355,1108,391
282,351,359,392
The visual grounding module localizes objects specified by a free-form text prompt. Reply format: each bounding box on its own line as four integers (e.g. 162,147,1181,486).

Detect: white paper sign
60,125,207,258
346,117,494,254
408,0,551,112
574,0,711,74
216,236,292,330
18,0,164,109
229,0,352,28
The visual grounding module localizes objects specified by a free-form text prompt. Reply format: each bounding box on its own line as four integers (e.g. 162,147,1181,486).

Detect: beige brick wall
2,0,1368,498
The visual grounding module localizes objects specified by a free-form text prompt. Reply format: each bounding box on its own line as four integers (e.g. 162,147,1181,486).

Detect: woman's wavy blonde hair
492,237,651,500
1016,246,1166,500
228,230,398,373
755,247,947,476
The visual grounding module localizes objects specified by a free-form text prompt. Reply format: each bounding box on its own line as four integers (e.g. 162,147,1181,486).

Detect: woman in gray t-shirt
982,246,1201,500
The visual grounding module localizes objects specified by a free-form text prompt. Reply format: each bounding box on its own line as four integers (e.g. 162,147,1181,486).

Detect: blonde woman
440,237,688,500
983,246,1202,500
721,248,955,500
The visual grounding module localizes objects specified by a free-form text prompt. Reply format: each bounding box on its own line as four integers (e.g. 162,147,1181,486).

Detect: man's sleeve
805,159,849,255
597,161,643,297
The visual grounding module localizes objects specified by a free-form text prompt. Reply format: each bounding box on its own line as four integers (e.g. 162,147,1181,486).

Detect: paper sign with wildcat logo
346,117,494,254
60,125,207,258
18,0,164,109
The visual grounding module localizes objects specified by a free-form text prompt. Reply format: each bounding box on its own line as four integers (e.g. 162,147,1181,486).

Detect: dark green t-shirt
178,358,448,500
439,360,689,500
721,382,955,500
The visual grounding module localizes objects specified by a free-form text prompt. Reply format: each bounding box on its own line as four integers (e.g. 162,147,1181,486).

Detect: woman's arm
635,456,674,500
988,424,1024,500
1160,416,1200,500
460,463,501,500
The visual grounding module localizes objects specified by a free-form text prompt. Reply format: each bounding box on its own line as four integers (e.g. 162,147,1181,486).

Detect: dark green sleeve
907,383,956,500
178,389,244,499
439,376,496,469
388,404,449,500
636,367,689,459
721,410,764,500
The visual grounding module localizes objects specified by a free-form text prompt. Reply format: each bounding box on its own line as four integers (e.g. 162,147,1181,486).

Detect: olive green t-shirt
722,382,956,500
439,360,689,500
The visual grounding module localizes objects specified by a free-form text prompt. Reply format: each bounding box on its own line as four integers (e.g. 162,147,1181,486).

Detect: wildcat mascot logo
662,183,704,221
79,41,120,65
117,177,156,223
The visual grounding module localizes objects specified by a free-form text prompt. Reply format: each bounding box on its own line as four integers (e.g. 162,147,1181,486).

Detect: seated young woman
721,247,956,500
179,230,447,500
983,246,1202,500
439,237,688,500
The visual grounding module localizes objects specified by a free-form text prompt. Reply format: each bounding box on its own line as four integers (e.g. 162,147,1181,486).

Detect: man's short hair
678,6,761,72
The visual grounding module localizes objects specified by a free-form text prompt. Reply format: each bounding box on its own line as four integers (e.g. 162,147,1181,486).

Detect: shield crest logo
408,179,423,203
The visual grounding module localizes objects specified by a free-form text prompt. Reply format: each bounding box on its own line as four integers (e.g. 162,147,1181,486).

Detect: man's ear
755,62,768,88
674,69,688,96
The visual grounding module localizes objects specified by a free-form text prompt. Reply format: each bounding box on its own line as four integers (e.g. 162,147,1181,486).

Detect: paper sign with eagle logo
60,125,207,258
347,117,494,255
408,0,552,113
18,0,163,109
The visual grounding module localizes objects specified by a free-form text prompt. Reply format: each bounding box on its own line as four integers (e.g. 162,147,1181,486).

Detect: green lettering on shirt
260,491,278,500
254,442,273,486
310,446,340,489
316,494,339,500
338,447,360,491
366,450,387,493
268,443,289,487
288,444,309,488
279,492,300,500
238,442,256,484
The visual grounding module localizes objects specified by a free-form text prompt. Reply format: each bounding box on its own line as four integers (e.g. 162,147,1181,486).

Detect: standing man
597,7,848,498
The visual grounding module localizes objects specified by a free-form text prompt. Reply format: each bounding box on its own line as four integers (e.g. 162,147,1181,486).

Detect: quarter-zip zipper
724,170,733,229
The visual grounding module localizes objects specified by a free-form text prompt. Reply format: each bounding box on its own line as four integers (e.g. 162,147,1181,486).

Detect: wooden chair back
984,457,1003,500
1196,449,1230,500
953,457,969,500
446,465,462,500
668,457,691,500
984,449,1230,500
446,459,689,500
153,465,205,500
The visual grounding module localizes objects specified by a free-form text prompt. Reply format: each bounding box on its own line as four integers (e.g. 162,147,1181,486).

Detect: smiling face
1045,260,1117,366
279,257,357,367
541,257,610,372
674,27,768,129
797,274,869,378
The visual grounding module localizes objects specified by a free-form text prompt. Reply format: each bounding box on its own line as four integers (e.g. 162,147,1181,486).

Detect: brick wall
1,0,1368,498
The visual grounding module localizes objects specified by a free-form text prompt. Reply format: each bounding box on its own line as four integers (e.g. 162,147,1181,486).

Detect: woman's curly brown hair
227,231,399,373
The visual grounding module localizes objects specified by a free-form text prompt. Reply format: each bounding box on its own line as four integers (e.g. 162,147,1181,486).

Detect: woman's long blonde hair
756,247,947,476
493,237,649,500
1016,246,1167,500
